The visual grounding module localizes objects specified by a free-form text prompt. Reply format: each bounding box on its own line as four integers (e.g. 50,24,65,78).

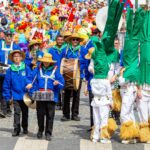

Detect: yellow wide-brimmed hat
62,31,72,37
65,33,84,43
85,47,95,59
28,40,42,49
38,53,56,63
9,50,25,62
23,93,36,109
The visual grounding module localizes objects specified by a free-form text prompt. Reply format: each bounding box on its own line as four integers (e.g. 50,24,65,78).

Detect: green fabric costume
123,8,145,83
139,11,150,85
107,48,120,65
91,0,124,79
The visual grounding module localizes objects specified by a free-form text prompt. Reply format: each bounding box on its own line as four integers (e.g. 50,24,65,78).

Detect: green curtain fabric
123,8,145,83
139,11,150,85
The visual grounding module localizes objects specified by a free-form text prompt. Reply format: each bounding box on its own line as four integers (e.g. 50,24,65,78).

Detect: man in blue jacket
3,50,28,136
48,35,65,110
0,30,20,118
60,33,87,121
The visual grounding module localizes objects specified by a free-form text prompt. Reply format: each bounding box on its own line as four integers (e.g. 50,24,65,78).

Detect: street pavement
0,89,150,150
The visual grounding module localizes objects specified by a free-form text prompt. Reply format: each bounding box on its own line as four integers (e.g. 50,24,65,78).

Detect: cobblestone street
0,90,150,150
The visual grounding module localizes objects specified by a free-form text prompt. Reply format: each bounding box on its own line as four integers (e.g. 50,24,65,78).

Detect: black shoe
45,134,51,141
71,116,80,121
12,131,20,136
61,116,70,121
6,110,12,117
23,130,28,134
37,132,43,139
0,112,6,118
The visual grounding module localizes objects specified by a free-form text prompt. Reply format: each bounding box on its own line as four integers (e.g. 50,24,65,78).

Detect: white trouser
120,86,137,123
137,90,150,123
92,105,110,140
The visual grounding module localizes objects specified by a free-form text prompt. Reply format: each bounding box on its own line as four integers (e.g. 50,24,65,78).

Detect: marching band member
3,50,28,136
0,30,20,118
60,33,87,121
119,8,144,144
48,35,65,110
26,53,64,141
137,9,150,143
25,40,43,69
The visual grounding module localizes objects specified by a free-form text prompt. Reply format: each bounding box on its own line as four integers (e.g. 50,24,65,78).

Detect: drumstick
49,76,64,86
32,74,37,85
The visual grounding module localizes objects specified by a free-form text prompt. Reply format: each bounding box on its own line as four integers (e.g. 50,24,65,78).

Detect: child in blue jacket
26,53,64,141
3,50,28,136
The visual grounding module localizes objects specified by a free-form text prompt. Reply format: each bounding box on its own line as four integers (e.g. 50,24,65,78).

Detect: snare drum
32,91,54,101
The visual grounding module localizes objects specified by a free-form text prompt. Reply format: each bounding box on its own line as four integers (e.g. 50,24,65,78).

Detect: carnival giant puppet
137,8,150,143
119,7,145,144
85,0,124,143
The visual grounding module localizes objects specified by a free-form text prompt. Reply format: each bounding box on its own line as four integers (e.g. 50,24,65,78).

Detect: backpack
1,17,8,26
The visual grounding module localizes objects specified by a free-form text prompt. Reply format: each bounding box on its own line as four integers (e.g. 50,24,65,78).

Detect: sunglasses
72,38,79,42
6,34,12,37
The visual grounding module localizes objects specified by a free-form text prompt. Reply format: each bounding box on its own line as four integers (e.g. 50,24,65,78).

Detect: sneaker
37,132,43,139
92,139,98,143
61,116,70,121
100,138,111,144
71,116,80,121
45,134,51,141
121,140,130,144
146,141,150,144
130,139,137,144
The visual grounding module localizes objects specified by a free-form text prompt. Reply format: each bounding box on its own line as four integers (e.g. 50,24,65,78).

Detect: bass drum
60,58,80,90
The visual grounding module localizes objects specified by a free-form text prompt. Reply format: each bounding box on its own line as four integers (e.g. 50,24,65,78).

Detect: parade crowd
0,0,150,145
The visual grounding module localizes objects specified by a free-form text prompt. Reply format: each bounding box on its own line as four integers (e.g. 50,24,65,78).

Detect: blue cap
0,28,4,32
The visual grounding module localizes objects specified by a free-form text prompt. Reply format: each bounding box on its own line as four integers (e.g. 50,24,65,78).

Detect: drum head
73,59,80,90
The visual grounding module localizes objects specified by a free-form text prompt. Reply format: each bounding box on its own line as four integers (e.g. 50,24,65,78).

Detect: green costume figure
85,0,124,144
118,7,145,144
137,9,150,143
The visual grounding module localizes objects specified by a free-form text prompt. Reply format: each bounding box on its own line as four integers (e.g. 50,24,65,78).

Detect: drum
32,91,54,101
60,58,80,90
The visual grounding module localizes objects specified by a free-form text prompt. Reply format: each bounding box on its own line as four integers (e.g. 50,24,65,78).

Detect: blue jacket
24,50,44,67
3,62,28,101
48,45,66,69
61,45,87,79
27,65,65,103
